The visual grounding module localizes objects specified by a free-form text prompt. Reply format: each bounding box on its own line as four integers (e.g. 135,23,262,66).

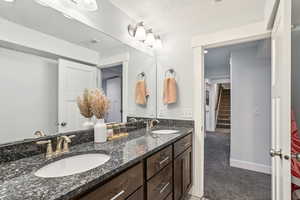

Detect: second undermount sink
35,153,110,178
152,130,179,134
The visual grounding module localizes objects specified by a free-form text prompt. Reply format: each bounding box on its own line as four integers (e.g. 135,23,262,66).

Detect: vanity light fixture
135,22,146,41
145,29,155,46
128,22,146,41
128,22,163,49
2,0,15,2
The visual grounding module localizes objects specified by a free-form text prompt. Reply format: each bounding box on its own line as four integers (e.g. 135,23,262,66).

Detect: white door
106,77,122,122
270,0,291,199
58,59,97,132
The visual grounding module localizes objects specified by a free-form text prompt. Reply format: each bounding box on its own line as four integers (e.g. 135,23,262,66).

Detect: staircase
216,89,231,129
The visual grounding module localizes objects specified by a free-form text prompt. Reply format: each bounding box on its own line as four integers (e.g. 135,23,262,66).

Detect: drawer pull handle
110,190,125,200
160,182,170,194
159,157,169,165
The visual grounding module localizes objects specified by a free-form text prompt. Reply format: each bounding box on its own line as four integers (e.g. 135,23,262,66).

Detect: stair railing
215,86,223,128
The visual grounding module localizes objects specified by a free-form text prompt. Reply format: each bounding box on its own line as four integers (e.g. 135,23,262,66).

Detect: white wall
0,47,58,143
230,45,271,173
292,28,300,127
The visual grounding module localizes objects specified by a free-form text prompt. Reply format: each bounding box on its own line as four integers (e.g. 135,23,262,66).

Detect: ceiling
0,0,126,54
109,0,267,35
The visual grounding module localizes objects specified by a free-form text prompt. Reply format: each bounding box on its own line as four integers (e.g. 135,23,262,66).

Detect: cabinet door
174,153,184,200
174,147,192,200
126,187,144,200
183,147,192,192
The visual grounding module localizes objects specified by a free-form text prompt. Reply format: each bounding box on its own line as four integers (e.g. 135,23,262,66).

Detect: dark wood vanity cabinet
126,187,144,200
174,147,192,200
76,132,192,200
79,163,143,200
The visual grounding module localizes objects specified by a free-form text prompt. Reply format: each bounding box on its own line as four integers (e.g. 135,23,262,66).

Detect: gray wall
292,29,300,127
231,46,271,170
0,47,58,143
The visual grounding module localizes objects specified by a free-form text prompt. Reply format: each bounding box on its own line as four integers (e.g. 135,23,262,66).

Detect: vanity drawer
126,187,144,200
147,163,172,200
174,134,192,157
80,163,143,200
147,145,173,179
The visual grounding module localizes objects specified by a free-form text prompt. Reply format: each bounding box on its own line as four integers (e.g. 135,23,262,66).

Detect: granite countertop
0,126,193,200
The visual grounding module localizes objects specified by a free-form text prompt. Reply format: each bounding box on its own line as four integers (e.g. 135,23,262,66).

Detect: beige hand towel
163,77,177,104
135,80,149,105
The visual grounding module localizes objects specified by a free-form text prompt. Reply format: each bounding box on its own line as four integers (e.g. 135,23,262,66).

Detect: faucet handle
62,135,75,153
36,140,53,159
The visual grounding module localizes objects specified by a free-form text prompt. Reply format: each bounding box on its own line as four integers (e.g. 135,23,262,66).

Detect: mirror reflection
0,1,157,144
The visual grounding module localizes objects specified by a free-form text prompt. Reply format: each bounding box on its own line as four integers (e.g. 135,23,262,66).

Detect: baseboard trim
230,158,271,174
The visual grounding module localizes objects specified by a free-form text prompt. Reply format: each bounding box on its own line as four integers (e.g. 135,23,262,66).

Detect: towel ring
137,72,146,80
165,69,176,78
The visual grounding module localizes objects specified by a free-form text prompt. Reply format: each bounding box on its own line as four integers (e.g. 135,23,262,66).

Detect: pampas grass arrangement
90,89,110,119
77,89,94,118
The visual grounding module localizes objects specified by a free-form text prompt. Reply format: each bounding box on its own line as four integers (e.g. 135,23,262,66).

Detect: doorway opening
100,65,123,123
203,39,272,200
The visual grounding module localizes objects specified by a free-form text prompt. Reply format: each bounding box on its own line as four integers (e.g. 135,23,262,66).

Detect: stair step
216,123,231,129
219,111,230,114
218,119,230,124
219,107,230,111
218,115,230,119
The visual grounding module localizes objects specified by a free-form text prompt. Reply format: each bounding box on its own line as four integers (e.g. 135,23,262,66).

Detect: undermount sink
152,130,179,134
35,153,110,178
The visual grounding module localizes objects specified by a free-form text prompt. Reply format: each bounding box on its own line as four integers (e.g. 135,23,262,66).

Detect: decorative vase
94,118,107,143
83,118,94,129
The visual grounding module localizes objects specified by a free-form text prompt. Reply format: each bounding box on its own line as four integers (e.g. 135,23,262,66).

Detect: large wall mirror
0,1,157,144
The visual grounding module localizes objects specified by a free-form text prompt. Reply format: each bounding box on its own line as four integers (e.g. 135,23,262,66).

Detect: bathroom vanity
0,127,193,200
77,133,192,200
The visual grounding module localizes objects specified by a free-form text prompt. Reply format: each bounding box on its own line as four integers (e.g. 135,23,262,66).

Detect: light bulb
154,36,163,49
145,30,155,46
3,0,15,2
135,22,146,41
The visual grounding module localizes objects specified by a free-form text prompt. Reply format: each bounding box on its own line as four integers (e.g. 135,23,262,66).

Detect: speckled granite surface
0,127,192,200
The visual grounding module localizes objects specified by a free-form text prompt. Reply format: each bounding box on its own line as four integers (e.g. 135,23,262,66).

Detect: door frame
191,22,272,198
98,53,129,123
